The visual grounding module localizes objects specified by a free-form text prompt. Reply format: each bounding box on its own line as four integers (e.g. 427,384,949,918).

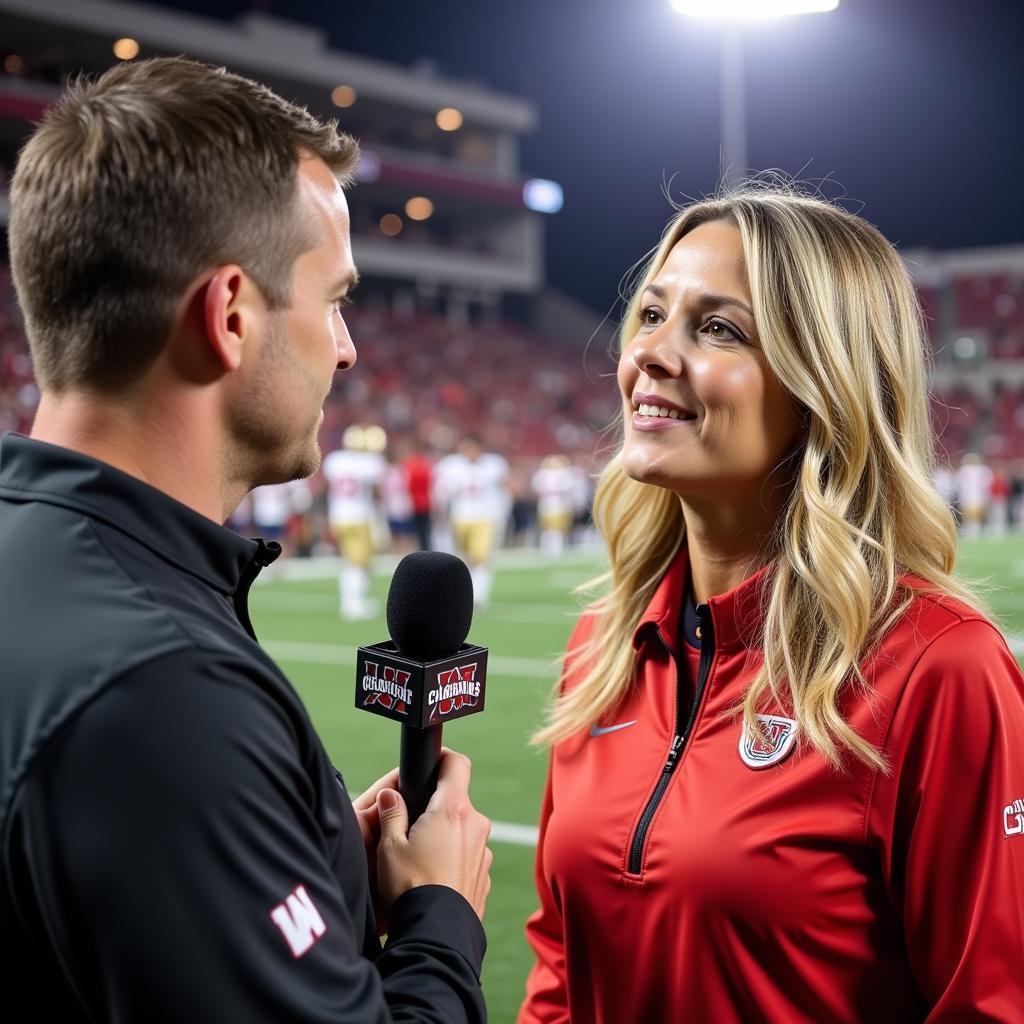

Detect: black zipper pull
234,539,281,639
252,538,282,568
663,733,684,772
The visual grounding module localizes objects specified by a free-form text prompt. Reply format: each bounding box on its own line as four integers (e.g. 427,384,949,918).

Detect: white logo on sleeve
1004,797,1024,838
270,884,327,958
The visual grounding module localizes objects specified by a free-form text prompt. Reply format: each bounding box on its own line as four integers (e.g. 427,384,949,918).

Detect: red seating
1,262,1019,465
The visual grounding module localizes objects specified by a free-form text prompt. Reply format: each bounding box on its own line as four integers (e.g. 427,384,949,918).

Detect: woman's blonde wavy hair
535,181,986,769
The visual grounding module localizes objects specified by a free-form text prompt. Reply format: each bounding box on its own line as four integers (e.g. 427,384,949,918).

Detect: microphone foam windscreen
386,551,474,662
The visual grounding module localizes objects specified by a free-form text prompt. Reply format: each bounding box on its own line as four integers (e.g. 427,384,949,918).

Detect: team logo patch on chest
739,715,798,769
1004,797,1024,838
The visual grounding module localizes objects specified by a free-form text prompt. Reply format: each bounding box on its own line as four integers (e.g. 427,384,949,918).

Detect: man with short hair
0,57,491,1022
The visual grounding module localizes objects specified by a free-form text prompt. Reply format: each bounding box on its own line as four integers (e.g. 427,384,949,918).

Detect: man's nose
336,320,356,371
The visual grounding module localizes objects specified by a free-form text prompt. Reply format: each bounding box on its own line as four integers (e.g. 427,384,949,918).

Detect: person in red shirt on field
400,436,435,551
989,464,1011,536
520,184,1024,1024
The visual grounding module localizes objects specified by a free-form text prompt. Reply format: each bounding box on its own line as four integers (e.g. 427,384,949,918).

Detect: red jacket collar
631,544,771,652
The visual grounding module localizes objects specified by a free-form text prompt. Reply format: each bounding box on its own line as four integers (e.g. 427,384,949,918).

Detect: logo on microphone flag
355,642,488,727
739,715,798,769
427,663,481,724
361,661,412,715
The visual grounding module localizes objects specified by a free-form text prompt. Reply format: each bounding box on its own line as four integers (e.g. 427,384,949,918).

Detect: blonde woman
519,186,1024,1023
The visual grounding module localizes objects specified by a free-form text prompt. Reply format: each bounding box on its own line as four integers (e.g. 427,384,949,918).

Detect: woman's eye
638,306,663,328
703,318,742,342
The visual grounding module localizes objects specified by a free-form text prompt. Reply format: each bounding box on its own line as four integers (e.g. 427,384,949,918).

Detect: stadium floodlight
669,0,839,185
670,0,838,19
523,179,564,215
355,149,381,184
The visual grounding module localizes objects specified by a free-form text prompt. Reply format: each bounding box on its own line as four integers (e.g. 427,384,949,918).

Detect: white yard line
266,632,1023,674
263,640,558,679
254,547,604,583
545,572,599,589
263,641,1024,846
250,593,341,613
452,604,581,624
261,635,546,845
250,592,575,623
490,822,539,847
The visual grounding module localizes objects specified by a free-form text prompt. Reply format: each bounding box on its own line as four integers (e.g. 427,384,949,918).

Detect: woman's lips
631,411,697,432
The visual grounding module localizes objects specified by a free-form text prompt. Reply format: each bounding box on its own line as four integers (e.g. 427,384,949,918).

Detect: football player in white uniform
435,437,509,608
249,478,313,563
531,454,575,556
322,424,386,619
957,452,991,540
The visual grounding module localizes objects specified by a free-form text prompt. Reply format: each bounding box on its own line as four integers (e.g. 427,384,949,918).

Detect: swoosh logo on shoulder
588,720,637,737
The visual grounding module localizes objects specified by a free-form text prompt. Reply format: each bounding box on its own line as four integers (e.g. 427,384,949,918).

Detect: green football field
249,537,1023,1023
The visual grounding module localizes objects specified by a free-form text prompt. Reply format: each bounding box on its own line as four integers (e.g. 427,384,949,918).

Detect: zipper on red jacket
627,604,715,875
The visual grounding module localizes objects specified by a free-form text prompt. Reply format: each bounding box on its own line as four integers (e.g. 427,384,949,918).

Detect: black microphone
354,551,488,823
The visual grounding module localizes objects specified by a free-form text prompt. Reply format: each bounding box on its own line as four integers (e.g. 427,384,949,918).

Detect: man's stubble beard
227,313,324,490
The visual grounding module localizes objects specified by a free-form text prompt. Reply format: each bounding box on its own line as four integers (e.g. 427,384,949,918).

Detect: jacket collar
0,433,278,595
632,543,770,652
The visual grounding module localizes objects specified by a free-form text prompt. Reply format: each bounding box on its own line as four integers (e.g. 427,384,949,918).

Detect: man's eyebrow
641,284,753,318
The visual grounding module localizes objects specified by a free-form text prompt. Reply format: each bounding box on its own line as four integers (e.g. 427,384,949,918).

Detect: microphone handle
399,724,443,824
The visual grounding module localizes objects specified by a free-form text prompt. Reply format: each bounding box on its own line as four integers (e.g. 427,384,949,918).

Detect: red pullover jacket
520,548,1024,1023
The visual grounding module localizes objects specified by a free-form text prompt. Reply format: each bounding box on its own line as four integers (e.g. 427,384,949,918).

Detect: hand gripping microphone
354,551,488,823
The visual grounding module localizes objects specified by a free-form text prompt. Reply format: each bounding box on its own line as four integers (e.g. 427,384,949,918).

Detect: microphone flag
355,641,488,728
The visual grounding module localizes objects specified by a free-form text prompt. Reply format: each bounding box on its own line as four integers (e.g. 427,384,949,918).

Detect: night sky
155,0,1024,315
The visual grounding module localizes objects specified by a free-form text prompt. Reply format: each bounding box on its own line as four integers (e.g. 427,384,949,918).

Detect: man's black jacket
0,433,486,1022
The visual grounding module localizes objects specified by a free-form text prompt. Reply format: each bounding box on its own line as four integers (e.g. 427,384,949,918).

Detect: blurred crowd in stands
0,263,609,563
952,274,1024,359
2,260,1024,557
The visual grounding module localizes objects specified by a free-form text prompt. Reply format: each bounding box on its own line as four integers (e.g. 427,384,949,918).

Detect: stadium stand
954,273,1024,358
0,273,614,458
2,256,1022,487
4,257,1020,465
323,305,614,458
0,4,1021,538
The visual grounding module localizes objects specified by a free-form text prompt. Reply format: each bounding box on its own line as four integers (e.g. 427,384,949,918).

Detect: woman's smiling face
617,219,804,501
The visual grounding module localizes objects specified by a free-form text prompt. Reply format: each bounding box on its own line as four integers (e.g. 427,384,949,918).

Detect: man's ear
203,265,256,372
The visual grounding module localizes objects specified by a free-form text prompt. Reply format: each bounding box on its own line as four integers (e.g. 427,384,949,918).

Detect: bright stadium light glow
355,150,381,183
953,335,979,361
670,0,838,18
379,214,403,237
436,107,464,132
405,196,434,221
331,84,357,108
670,0,839,187
523,178,564,214
112,37,140,60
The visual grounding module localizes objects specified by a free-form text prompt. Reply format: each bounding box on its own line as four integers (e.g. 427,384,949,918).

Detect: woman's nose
629,327,684,379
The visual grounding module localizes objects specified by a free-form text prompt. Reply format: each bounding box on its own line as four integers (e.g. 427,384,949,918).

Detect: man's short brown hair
9,57,359,392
